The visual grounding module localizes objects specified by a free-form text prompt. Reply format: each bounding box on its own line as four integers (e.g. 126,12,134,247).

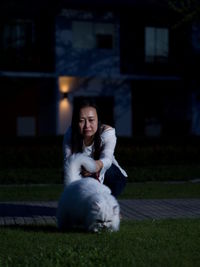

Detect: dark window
96,34,113,49
132,81,190,137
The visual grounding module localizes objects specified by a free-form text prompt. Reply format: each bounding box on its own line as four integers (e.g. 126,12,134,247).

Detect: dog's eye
96,219,104,223
96,219,112,223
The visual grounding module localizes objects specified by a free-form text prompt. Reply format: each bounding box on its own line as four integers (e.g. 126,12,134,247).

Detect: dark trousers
103,164,127,198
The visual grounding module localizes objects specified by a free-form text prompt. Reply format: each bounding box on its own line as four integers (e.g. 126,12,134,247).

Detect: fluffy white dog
57,154,120,232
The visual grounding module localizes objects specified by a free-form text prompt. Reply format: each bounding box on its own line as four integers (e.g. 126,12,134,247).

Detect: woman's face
79,106,98,139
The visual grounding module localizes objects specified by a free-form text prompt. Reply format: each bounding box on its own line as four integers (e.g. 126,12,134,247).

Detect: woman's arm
92,125,115,174
81,160,103,177
99,127,117,172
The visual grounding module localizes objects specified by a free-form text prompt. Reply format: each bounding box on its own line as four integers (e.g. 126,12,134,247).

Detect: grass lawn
127,164,200,182
0,219,199,267
0,164,200,266
0,182,200,202
1,164,200,184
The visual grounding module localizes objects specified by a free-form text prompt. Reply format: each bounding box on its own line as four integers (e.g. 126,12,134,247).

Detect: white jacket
63,126,127,183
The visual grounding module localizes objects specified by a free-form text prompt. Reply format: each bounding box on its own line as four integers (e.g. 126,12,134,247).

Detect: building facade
0,0,200,138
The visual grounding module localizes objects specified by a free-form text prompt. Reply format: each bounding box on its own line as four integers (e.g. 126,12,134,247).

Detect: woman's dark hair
71,98,102,160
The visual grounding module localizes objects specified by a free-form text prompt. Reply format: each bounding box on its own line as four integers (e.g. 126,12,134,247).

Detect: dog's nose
102,223,107,229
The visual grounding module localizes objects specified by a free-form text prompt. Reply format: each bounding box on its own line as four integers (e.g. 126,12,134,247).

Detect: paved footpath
0,199,200,226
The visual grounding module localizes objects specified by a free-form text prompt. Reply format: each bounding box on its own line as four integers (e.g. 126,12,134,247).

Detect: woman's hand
95,160,103,172
81,160,103,179
81,167,93,177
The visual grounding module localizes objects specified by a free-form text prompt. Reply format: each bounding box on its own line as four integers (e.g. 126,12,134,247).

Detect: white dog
57,154,120,232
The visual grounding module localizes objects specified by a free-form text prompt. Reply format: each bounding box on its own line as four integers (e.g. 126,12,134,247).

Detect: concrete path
0,199,200,226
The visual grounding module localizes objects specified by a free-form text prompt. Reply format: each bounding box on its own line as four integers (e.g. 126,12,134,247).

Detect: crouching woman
63,99,127,197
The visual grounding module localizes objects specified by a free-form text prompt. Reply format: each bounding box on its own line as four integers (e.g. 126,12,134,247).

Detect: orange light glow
59,76,75,93
58,76,79,134
58,98,72,134
60,98,70,110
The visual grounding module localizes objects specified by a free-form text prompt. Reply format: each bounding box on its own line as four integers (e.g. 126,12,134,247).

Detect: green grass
127,164,200,182
0,184,63,202
0,182,200,202
0,219,199,267
0,168,63,184
122,182,200,199
1,163,200,184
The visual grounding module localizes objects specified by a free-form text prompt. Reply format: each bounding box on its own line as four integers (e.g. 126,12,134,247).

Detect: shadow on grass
0,203,56,217
0,203,91,234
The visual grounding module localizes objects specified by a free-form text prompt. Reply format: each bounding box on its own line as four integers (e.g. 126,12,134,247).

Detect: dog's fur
57,153,120,232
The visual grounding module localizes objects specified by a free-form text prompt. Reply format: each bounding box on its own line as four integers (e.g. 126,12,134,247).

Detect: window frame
144,26,169,63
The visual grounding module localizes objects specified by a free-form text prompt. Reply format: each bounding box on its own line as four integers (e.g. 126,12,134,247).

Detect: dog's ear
92,201,101,212
113,205,119,215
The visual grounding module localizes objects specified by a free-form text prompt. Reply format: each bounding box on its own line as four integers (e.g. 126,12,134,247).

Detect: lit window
145,27,169,63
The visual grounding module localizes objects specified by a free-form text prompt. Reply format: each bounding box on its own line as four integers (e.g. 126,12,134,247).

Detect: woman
63,99,127,197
